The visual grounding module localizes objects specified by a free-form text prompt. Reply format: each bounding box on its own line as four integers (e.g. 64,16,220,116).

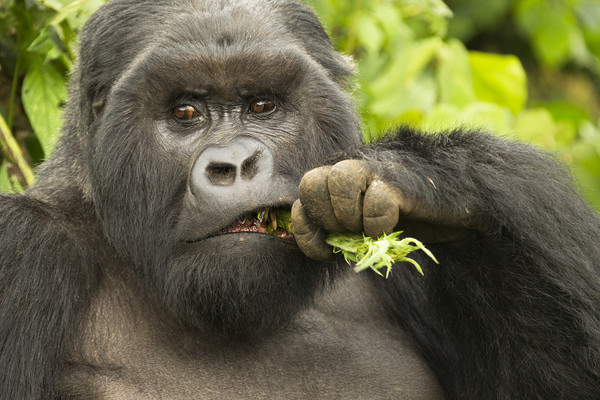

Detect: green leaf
569,122,600,210
372,3,408,42
0,161,24,193
369,73,436,119
515,0,579,68
65,0,108,31
48,0,101,27
421,103,462,131
531,15,574,68
28,27,65,60
513,108,576,150
40,0,68,11
21,58,66,156
355,14,384,54
447,0,511,41
422,102,514,133
469,51,527,114
370,37,443,98
326,231,438,278
437,39,476,108
542,102,591,127
0,161,11,193
400,0,452,37
460,101,514,132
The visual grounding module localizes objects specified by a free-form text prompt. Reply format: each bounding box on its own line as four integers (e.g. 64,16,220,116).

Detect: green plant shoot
325,232,438,278
270,209,438,278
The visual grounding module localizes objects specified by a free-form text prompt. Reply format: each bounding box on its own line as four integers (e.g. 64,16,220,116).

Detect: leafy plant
269,209,438,278
326,231,438,278
0,0,107,192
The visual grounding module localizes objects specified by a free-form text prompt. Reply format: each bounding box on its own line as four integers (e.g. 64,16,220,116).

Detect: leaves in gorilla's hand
326,232,437,278
272,210,437,278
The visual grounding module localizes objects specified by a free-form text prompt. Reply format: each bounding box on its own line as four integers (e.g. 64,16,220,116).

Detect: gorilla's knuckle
329,160,371,190
332,159,370,174
299,167,331,202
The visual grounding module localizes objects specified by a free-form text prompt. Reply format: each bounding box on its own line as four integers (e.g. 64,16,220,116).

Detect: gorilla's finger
291,199,334,261
363,180,401,238
328,160,372,232
298,166,343,232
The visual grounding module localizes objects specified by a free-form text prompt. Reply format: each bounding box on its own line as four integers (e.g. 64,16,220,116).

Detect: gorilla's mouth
216,207,294,239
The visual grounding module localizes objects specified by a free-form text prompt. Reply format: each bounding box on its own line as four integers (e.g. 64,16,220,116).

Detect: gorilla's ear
275,1,355,84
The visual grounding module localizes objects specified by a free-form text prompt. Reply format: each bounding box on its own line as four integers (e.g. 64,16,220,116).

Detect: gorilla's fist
292,160,478,261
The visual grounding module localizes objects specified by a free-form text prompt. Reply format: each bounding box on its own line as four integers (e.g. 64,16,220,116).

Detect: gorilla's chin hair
156,234,341,337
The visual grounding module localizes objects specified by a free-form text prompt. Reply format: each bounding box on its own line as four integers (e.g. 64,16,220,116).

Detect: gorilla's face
81,1,361,335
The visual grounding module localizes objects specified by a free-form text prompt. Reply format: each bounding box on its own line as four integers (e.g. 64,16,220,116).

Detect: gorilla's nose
190,137,274,200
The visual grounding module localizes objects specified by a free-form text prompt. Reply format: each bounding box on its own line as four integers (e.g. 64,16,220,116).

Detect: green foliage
0,0,107,192
0,160,14,191
326,231,438,278
21,56,66,153
469,51,527,113
513,0,600,70
306,0,600,211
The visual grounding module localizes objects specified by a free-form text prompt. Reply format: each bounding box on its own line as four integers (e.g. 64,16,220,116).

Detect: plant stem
8,50,23,131
0,112,35,188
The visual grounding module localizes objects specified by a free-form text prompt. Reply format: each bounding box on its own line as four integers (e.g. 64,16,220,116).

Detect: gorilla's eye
173,105,200,120
249,99,276,114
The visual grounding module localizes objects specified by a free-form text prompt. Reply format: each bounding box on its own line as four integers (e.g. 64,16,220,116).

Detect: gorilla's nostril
206,163,236,186
241,150,262,181
190,137,274,200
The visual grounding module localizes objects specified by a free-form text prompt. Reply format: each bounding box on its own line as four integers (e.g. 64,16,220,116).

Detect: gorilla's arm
294,127,600,399
0,195,100,399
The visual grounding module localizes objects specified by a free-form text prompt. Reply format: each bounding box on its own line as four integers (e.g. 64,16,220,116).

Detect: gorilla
1,0,599,398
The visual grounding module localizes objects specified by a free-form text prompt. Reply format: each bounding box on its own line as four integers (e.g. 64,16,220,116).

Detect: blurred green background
1,0,599,211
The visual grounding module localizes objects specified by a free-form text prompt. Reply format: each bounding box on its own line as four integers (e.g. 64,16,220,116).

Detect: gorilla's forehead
97,0,325,101
122,46,309,101
165,0,291,44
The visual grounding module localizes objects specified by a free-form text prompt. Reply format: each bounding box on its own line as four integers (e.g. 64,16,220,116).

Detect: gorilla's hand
292,160,478,261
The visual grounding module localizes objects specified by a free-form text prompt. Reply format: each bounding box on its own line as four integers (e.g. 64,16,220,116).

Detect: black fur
1,0,599,398
358,128,600,398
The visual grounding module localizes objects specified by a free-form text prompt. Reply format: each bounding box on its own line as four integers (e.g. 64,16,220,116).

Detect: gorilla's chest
61,274,443,399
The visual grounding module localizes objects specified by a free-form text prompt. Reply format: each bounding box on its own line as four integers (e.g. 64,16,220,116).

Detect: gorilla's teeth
268,209,278,230
218,207,292,238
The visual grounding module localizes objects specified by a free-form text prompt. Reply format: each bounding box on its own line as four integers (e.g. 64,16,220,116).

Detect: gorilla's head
48,0,362,335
